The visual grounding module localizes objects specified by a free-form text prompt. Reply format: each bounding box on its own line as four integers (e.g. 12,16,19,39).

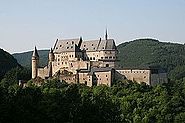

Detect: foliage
0,49,20,80
0,78,185,123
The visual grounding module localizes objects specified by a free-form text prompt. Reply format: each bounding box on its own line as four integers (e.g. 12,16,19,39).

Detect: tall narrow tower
48,48,54,77
32,46,39,79
105,28,108,40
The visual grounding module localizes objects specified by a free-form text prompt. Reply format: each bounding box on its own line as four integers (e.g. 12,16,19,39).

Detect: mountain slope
13,50,49,68
117,39,185,79
0,49,20,80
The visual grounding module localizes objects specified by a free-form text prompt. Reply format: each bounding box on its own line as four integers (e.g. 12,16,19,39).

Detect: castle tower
32,46,39,79
49,48,54,62
48,48,54,77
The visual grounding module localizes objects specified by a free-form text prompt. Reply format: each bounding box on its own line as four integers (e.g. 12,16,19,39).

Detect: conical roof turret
32,46,39,57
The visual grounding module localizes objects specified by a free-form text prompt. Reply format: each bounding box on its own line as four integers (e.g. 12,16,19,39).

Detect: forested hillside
0,49,20,80
117,39,185,80
13,50,49,68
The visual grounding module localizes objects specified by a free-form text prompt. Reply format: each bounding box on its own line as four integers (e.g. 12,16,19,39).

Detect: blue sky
0,0,185,53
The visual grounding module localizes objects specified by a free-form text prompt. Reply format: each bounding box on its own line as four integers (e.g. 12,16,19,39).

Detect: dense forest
1,39,185,122
1,76,185,122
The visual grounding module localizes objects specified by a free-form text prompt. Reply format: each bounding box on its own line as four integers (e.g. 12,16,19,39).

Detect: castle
32,31,168,86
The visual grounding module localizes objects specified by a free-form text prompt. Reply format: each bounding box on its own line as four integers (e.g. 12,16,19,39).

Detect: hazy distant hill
0,49,20,80
13,39,185,80
13,50,49,68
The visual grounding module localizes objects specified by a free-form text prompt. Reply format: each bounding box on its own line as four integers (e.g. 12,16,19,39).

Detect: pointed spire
105,28,108,40
32,46,39,57
50,48,53,53
80,36,82,41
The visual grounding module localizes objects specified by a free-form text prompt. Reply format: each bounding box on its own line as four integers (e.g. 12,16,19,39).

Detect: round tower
32,46,39,79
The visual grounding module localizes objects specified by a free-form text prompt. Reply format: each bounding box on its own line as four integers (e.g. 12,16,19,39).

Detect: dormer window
102,47,104,49
84,45,86,47
67,42,68,44
72,41,74,44
92,44,93,46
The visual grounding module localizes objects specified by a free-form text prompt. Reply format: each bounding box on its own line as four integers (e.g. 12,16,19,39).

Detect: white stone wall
116,69,151,85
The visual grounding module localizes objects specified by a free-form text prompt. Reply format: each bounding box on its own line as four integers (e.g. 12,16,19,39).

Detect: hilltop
13,50,49,68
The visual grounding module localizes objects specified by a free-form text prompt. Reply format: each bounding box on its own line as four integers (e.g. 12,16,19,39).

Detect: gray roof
53,38,81,52
32,46,39,57
53,38,117,53
81,39,116,51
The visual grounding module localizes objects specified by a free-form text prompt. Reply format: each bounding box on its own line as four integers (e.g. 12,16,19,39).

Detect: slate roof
53,38,117,53
32,46,39,57
53,38,81,52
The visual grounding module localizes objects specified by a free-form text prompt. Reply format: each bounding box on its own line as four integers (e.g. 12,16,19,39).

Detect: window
67,47,69,49
56,47,58,49
109,56,112,59
106,64,109,67
72,41,74,44
60,45,62,47
93,57,95,60
67,42,68,44
101,57,103,59
92,44,94,46
85,81,87,85
84,45,86,47
71,46,73,48
106,75,107,77
113,56,115,59
105,57,108,59
102,47,104,49
90,57,92,60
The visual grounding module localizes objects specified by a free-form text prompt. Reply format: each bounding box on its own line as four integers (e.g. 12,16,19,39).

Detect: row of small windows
101,56,115,59
64,78,75,81
120,71,147,74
